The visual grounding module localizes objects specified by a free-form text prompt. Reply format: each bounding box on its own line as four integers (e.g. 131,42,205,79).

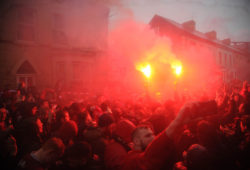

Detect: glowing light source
137,63,152,79
171,62,182,77
175,65,182,76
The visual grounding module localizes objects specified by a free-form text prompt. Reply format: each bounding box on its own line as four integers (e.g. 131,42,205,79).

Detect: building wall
150,15,247,84
0,0,109,90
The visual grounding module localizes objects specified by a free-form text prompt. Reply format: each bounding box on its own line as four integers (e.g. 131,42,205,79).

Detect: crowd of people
0,81,249,170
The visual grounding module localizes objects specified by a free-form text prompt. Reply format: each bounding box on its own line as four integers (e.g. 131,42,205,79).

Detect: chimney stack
182,20,196,32
222,38,231,45
205,31,217,40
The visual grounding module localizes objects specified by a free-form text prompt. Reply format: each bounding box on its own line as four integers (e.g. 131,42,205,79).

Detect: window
17,7,36,41
52,13,67,44
218,52,222,65
56,62,66,79
222,71,226,81
229,55,233,66
53,30,67,44
16,75,36,88
72,62,81,80
229,72,233,80
233,56,236,66
53,14,64,29
224,54,227,66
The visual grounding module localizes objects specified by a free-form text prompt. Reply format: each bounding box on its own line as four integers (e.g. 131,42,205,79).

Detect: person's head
16,89,21,95
183,144,210,170
148,112,170,135
0,133,18,157
31,106,38,116
41,100,49,109
56,110,70,123
113,119,136,144
196,120,217,148
69,102,82,115
19,81,26,88
132,125,155,151
0,108,7,122
233,94,240,102
239,103,250,115
173,161,187,170
18,117,43,137
39,137,65,163
64,141,92,168
240,81,249,99
24,103,38,117
98,113,114,128
75,110,93,126
100,101,110,112
112,108,122,122
56,120,78,144
177,129,196,153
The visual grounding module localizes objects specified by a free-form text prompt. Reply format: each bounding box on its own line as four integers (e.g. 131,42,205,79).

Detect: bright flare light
137,64,152,79
175,66,182,76
171,63,182,77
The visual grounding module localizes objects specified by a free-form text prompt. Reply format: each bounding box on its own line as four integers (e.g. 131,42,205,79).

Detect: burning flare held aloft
171,61,183,77
135,41,184,90
136,63,152,79
136,60,182,80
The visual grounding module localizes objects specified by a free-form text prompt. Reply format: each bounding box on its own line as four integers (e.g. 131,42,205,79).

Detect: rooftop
150,15,245,55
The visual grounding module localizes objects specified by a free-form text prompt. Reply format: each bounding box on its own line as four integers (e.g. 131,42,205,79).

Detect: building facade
0,0,109,90
231,42,250,81
149,15,249,84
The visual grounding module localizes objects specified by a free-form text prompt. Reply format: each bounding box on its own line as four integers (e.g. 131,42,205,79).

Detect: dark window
72,62,81,80
218,52,222,64
52,14,67,44
56,62,65,79
17,7,36,41
224,54,227,65
53,14,64,29
229,55,232,66
53,30,67,44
